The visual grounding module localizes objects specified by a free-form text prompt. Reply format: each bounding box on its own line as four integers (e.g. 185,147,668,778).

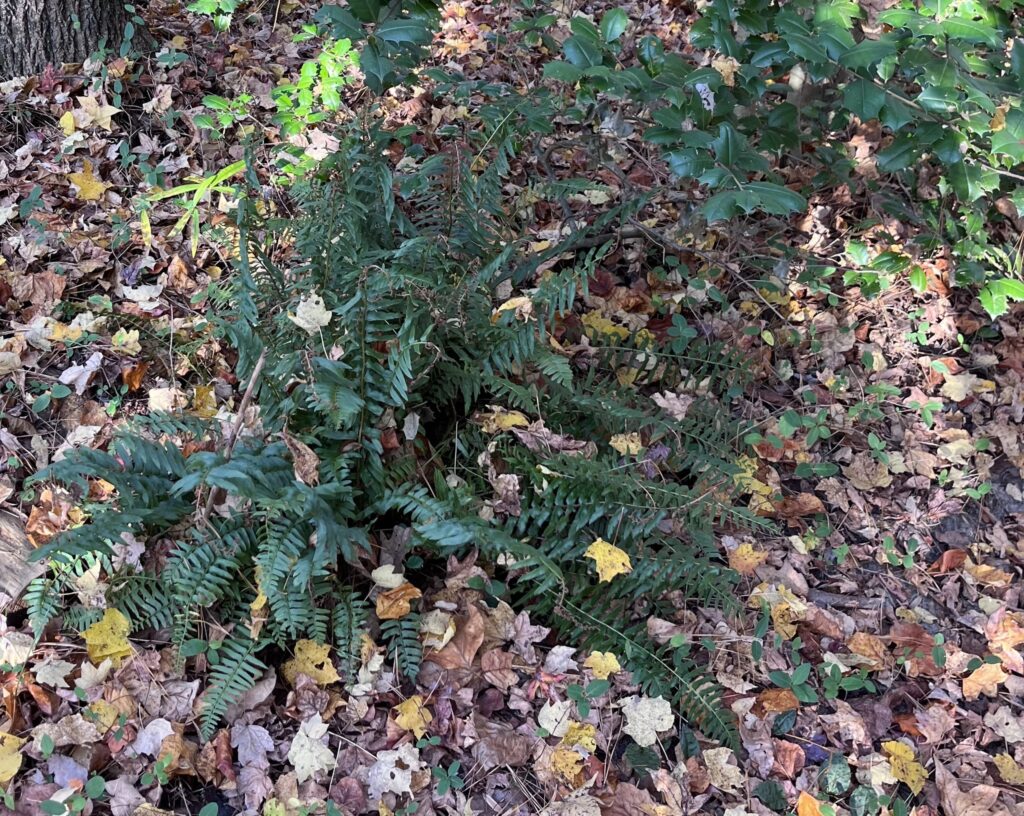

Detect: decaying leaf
621,695,673,748
703,746,745,793
288,293,332,334
962,660,1008,700
367,743,422,803
81,607,132,665
68,161,110,201
727,541,768,575
0,732,26,784
376,582,422,620
609,432,643,455
281,639,341,686
582,651,620,679
286,715,335,783
393,695,432,738
551,747,584,784
881,740,927,795
476,407,531,433
584,538,633,583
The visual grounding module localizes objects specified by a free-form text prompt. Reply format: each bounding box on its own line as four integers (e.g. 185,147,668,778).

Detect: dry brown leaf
848,631,888,670
752,688,799,718
375,583,422,620
282,430,320,486
480,649,518,691
935,760,1012,816
962,660,1008,700
843,452,892,491
425,605,485,671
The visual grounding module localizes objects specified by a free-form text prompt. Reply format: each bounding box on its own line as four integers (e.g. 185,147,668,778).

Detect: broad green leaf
569,15,602,42
746,181,807,216
563,35,604,68
600,8,629,42
314,5,365,40
842,79,886,120
909,266,927,293
359,40,395,93
543,61,584,83
376,18,433,45
347,0,381,22
839,38,897,69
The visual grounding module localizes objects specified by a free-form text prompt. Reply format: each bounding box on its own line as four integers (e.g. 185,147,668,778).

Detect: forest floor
2,0,1024,814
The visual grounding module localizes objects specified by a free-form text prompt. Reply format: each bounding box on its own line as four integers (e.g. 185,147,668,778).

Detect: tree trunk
0,0,127,79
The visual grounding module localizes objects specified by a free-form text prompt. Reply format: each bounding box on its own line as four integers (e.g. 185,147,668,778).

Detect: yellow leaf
990,104,1009,133
281,639,341,686
711,54,741,87
85,700,120,732
394,695,432,739
68,160,110,201
111,328,141,355
733,455,773,496
193,385,218,419
882,740,927,795
795,791,822,816
728,542,768,576
550,746,584,784
963,660,1008,700
48,322,85,343
585,538,633,583
0,732,26,784
82,608,132,666
492,296,533,322
59,110,76,136
581,310,630,342
561,722,597,752
994,753,1024,784
609,433,643,456
583,651,620,679
476,407,530,434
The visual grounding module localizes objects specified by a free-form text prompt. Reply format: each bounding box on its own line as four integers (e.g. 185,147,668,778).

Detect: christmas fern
27,121,765,747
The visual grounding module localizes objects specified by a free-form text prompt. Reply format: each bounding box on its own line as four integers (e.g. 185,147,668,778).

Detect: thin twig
199,348,268,525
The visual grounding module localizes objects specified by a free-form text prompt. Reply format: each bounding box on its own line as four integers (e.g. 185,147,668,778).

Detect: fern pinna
29,119,764,747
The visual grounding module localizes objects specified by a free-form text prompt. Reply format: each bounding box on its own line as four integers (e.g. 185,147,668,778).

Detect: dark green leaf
599,9,629,42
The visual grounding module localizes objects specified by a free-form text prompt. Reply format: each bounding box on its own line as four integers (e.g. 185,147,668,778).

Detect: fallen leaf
424,605,485,671
985,608,1024,674
75,95,121,130
476,407,530,433
881,740,927,795
728,542,768,575
703,746,744,793
847,631,888,671
584,538,633,583
288,293,332,334
538,699,574,738
711,54,741,86
651,391,693,421
561,722,596,752
985,705,1024,743
282,430,320,486
32,657,75,689
81,608,132,666
367,743,421,803
393,695,432,739
493,296,533,322
609,433,643,455
940,372,979,402
59,351,103,395
287,715,335,783
68,160,110,201
991,753,1024,787
795,791,823,816
963,660,1008,699
843,452,892,491
752,688,799,717
376,582,422,620
281,639,341,686
231,723,274,769
59,110,76,135
480,649,518,691
935,760,1011,816
621,695,673,748
0,732,26,783
551,746,584,784
582,651,620,679
371,564,405,589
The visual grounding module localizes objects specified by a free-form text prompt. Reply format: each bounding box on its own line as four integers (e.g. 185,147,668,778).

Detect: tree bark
0,0,127,79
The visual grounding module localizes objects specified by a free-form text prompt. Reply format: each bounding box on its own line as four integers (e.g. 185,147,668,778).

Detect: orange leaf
375,583,422,620
752,688,800,718
796,791,823,816
728,542,768,576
